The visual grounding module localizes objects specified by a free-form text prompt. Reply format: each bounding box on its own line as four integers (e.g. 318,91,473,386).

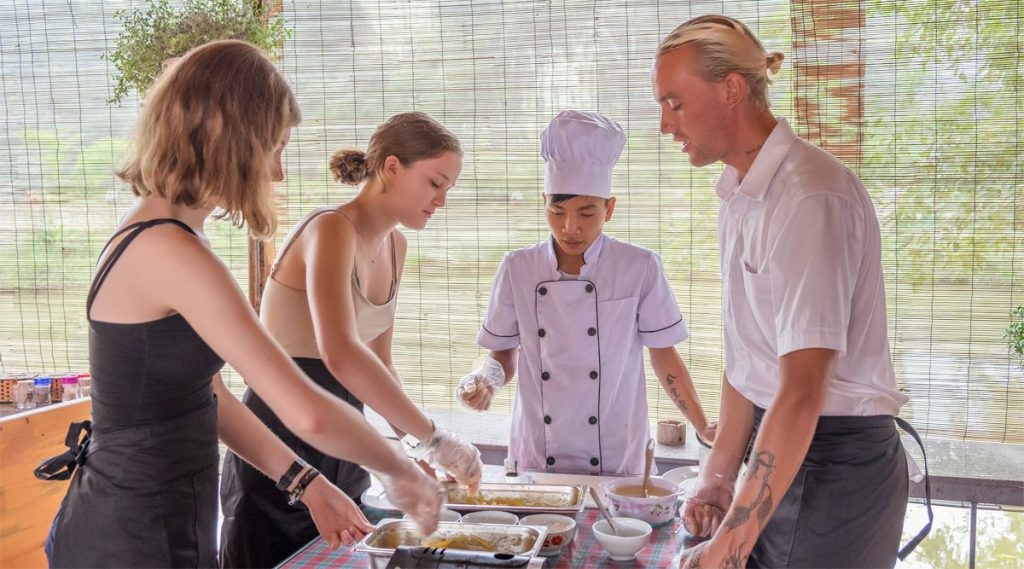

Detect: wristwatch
276,458,309,492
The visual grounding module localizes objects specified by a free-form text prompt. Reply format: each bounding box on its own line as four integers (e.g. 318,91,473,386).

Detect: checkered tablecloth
279,509,693,568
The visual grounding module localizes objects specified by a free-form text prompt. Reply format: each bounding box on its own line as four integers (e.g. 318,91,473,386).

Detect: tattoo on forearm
724,451,776,530
684,550,703,569
665,374,690,412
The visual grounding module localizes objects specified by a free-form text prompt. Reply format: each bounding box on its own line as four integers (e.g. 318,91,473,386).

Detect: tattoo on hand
723,543,745,569
724,450,776,530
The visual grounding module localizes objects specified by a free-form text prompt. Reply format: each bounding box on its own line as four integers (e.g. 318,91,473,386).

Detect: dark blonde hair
329,111,461,186
118,39,300,239
658,15,784,111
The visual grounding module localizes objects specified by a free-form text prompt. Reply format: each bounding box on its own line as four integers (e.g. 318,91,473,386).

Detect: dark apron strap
895,417,933,560
35,420,93,481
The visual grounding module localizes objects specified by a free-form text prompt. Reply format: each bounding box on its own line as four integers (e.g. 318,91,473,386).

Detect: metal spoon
642,438,655,498
588,486,619,536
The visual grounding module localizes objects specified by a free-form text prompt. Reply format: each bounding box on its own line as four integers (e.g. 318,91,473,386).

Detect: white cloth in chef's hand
375,460,445,536
423,425,483,494
456,355,505,411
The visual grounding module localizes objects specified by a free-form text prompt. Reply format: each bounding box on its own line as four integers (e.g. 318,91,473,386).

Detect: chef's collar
545,233,607,278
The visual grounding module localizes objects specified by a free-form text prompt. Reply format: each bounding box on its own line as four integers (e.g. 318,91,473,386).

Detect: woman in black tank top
41,40,444,569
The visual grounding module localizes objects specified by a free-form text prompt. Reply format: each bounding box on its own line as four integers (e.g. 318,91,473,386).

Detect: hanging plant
103,0,289,104
1008,305,1024,373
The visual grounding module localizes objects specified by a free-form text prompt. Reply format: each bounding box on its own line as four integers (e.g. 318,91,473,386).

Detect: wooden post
248,0,286,311
790,0,866,168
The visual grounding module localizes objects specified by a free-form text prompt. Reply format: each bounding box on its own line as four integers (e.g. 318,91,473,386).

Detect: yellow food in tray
447,488,570,508
421,534,497,551
371,526,536,554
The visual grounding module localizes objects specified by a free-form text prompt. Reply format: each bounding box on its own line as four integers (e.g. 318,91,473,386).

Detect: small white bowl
592,517,652,561
404,508,462,523
460,510,519,525
519,513,577,556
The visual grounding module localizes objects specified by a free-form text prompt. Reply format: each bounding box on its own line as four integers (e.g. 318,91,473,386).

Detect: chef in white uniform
457,110,715,476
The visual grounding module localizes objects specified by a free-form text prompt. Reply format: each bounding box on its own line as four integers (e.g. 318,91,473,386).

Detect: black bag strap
34,420,93,481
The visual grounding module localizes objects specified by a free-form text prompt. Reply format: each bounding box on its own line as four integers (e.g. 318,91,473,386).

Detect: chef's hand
456,355,505,411
682,471,735,539
300,475,375,549
422,425,483,494
376,459,445,536
700,421,718,444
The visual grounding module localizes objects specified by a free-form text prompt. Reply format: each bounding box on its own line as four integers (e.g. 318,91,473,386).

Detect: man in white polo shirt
651,15,928,568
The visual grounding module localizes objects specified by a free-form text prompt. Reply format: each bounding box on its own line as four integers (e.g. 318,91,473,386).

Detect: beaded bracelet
287,466,321,506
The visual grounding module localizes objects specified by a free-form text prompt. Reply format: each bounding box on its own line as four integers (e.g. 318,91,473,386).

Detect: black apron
747,406,932,569
40,220,225,568
219,358,371,569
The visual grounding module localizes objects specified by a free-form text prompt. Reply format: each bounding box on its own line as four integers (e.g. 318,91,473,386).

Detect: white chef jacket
717,117,908,416
478,233,689,475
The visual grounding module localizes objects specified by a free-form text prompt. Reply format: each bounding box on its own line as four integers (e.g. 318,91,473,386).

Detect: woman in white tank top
219,112,484,568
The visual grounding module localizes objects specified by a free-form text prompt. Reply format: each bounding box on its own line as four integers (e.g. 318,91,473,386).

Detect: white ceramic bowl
404,508,462,523
519,513,577,556
603,476,681,526
591,517,652,561
461,510,519,525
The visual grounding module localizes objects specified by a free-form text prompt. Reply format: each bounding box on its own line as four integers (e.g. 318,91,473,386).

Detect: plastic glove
421,424,483,494
375,459,445,536
300,475,376,549
456,355,505,411
682,465,737,538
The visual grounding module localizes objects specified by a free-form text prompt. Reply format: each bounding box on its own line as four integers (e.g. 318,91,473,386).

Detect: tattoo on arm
724,451,776,531
666,374,689,413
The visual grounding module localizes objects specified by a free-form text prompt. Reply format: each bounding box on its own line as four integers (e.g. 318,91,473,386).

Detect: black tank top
86,219,224,429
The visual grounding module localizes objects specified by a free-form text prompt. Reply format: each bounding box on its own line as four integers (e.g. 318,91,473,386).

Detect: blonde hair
118,39,301,239
329,111,461,186
658,15,784,111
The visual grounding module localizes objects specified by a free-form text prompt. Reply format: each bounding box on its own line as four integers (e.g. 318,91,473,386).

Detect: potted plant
1008,305,1024,373
104,0,289,104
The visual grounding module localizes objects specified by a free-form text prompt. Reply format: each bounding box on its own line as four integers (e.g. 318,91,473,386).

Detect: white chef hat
541,110,625,199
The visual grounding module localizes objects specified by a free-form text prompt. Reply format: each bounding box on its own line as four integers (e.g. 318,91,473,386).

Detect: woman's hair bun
329,148,369,185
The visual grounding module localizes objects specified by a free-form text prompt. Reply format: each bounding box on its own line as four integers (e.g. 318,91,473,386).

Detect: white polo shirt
717,117,908,416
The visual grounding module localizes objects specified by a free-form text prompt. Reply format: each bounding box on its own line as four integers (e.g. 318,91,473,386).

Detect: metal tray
355,519,546,569
444,482,587,515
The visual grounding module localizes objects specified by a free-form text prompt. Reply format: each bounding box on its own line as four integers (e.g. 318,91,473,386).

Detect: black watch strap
276,458,309,492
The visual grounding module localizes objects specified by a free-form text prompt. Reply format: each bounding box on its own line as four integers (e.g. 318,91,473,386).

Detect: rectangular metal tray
443,482,587,515
354,519,546,569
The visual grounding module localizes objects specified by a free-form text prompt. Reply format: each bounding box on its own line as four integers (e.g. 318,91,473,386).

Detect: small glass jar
78,373,92,398
34,376,52,406
61,374,80,401
15,379,36,410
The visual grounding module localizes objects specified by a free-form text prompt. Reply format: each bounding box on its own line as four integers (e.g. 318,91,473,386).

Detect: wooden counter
0,399,91,568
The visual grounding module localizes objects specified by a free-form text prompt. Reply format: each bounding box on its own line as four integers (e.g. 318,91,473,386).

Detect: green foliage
103,0,289,104
1008,305,1024,372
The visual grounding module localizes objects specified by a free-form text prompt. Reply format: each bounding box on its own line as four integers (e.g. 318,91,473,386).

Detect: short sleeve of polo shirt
768,193,863,357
